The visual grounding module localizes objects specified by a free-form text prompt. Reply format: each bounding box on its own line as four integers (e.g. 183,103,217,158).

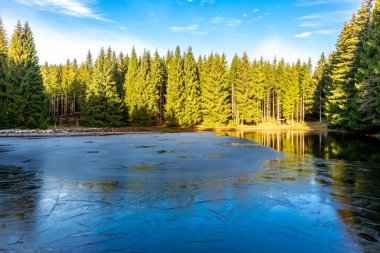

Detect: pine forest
0,0,379,132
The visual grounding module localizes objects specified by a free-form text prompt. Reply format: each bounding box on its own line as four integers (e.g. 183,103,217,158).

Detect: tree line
40,47,315,127
313,0,380,131
0,20,46,128
0,0,378,131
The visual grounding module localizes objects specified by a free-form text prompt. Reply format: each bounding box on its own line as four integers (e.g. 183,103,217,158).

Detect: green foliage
85,47,123,126
251,58,266,123
312,53,329,121
181,47,202,127
131,49,152,125
325,0,379,131
228,54,239,121
356,0,380,130
165,46,184,126
150,50,166,123
235,53,262,125
124,47,139,123
201,53,231,126
0,18,8,128
7,21,46,128
282,63,299,122
11,11,380,132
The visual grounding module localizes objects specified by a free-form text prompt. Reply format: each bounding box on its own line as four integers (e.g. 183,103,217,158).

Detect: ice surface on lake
0,132,376,252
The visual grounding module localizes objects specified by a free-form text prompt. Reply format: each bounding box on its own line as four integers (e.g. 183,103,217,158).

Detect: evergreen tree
124,47,139,123
235,52,255,124
116,51,128,99
0,18,8,128
132,49,151,125
326,2,372,128
78,51,93,118
85,47,122,126
228,54,239,122
312,53,329,122
61,59,79,117
7,21,24,127
300,61,314,121
165,46,184,126
149,50,166,123
181,47,202,127
326,22,351,127
8,22,46,128
357,0,380,129
251,58,266,124
282,63,299,123
201,53,231,126
41,62,61,123
271,57,281,122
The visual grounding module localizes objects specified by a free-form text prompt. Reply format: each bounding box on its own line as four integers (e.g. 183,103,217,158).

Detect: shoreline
0,122,336,137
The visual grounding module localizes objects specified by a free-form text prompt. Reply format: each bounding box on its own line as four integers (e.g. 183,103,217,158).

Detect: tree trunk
266,92,269,122
319,91,322,123
272,92,275,119
302,92,305,123
291,112,294,126
277,95,280,124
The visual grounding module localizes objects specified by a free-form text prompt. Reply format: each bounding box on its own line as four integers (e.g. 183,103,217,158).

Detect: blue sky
0,0,362,65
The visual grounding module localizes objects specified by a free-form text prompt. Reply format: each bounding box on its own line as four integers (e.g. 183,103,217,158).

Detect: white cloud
200,0,215,6
224,18,242,27
293,29,335,39
210,17,224,24
252,37,317,65
315,29,336,35
14,0,111,22
170,24,199,32
253,8,260,13
297,10,353,23
295,32,312,38
210,17,242,27
252,16,263,22
297,22,321,27
295,0,360,7
1,15,159,65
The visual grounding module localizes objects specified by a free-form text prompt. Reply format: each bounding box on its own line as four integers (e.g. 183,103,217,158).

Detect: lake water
0,131,379,252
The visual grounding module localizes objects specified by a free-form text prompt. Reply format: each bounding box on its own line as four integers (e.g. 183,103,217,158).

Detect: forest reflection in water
0,132,379,252
224,130,380,250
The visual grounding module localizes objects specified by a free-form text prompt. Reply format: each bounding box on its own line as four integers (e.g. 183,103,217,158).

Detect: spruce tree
251,58,265,124
201,53,231,126
282,63,299,123
312,53,329,122
0,18,8,128
228,55,239,123
165,46,184,126
132,49,151,125
116,51,128,100
325,22,351,127
347,2,373,129
150,50,166,123
85,47,122,126
41,63,63,123
300,61,314,121
326,2,372,129
78,51,93,118
357,0,380,129
181,47,202,127
124,47,139,123
8,22,46,128
235,52,254,124
7,21,24,127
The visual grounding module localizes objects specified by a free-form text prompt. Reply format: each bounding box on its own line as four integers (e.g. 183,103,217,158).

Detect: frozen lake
0,131,379,252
